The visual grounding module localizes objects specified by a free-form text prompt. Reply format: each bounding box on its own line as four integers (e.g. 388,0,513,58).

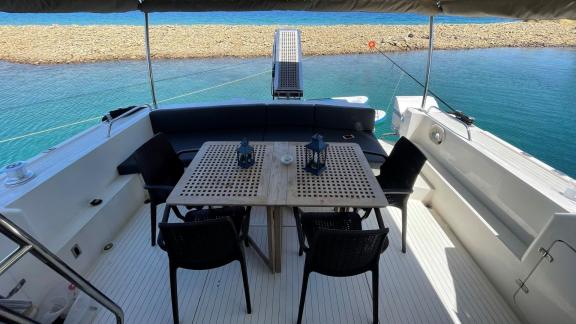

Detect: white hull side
395,96,576,323
0,110,153,306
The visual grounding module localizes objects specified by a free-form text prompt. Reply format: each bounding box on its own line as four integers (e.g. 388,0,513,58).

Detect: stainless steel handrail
0,303,39,324
0,245,31,276
0,213,124,324
106,104,151,138
425,106,473,141
377,132,399,138
421,16,435,109
144,12,158,109
0,305,38,324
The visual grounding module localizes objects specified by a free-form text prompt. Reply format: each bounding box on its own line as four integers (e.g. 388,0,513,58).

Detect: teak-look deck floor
87,200,520,323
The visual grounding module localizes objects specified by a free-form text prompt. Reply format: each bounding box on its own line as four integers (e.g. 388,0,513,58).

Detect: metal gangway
271,29,304,100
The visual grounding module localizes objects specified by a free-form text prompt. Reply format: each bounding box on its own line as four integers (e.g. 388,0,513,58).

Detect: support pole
421,16,435,110
144,12,158,109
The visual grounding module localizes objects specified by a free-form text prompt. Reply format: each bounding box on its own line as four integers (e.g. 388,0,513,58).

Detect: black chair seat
384,192,407,207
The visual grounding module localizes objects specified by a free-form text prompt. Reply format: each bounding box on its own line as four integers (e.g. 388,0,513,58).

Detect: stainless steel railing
0,303,39,324
106,104,151,138
425,106,473,141
0,213,124,323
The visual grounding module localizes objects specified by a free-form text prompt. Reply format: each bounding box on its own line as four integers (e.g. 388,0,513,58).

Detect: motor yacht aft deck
1,1,576,322
87,194,520,323
1,99,575,323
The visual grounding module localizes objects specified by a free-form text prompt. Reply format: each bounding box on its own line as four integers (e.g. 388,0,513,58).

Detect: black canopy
0,0,574,19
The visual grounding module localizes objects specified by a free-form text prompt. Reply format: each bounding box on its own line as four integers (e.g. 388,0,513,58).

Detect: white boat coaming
394,97,576,323
395,97,576,249
0,98,575,323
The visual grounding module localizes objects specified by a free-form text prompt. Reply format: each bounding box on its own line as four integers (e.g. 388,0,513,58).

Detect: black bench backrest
118,102,382,175
150,104,267,133
150,102,375,134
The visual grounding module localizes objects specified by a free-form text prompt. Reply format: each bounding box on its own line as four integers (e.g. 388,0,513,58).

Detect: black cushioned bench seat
117,102,387,175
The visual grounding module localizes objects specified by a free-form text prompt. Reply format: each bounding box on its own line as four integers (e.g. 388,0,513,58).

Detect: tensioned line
0,117,102,144
0,60,258,113
385,72,404,115
158,69,271,104
0,68,273,144
156,56,320,103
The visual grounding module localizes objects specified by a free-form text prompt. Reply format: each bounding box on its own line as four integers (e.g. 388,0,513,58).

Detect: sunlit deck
86,198,520,323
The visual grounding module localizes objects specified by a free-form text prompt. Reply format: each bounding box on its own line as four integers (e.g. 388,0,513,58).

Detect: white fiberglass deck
87,200,520,323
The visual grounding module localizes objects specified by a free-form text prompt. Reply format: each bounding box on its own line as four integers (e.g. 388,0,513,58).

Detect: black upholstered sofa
118,101,387,174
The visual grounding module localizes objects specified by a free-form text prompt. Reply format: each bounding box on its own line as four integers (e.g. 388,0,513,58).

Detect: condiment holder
280,154,294,165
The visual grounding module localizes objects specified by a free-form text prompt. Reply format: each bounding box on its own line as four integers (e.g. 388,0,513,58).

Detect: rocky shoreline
0,20,574,64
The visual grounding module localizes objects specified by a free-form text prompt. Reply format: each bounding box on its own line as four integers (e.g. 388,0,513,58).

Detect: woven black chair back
301,212,362,244
377,136,427,205
183,206,247,235
307,228,389,277
159,217,242,270
132,133,184,202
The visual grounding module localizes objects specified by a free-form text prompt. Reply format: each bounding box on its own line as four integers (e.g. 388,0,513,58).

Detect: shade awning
0,0,135,13
0,0,575,20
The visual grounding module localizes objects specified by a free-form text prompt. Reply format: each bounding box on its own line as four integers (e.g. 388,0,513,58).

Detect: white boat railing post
144,12,158,109
421,16,435,110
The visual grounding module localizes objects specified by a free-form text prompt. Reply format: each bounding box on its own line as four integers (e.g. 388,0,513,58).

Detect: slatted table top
286,142,387,207
168,141,273,206
167,141,387,208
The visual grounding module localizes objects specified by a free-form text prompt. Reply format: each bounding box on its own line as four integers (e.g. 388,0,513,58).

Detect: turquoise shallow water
0,48,575,178
0,12,509,25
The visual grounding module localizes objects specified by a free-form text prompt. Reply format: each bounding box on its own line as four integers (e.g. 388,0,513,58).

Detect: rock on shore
0,20,574,64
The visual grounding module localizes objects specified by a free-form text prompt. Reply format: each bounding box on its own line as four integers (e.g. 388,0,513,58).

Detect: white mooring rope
0,68,273,144
0,117,102,144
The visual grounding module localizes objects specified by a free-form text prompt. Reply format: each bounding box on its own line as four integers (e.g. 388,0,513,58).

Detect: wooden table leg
273,207,282,273
266,207,276,273
265,207,283,273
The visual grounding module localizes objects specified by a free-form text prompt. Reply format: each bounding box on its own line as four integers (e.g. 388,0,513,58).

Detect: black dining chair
159,216,252,324
131,133,199,246
293,209,389,324
368,136,427,253
132,133,251,246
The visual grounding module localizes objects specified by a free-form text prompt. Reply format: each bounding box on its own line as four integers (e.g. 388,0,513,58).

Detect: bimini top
0,0,575,19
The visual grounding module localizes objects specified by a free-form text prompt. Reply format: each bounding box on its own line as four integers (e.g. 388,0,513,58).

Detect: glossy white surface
392,96,438,131
0,110,152,307
396,96,576,324
515,213,576,323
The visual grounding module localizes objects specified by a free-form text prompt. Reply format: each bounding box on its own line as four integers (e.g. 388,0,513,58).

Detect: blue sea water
0,48,575,178
0,11,510,25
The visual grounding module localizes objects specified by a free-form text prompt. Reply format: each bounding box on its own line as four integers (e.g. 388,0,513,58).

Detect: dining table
165,141,388,273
